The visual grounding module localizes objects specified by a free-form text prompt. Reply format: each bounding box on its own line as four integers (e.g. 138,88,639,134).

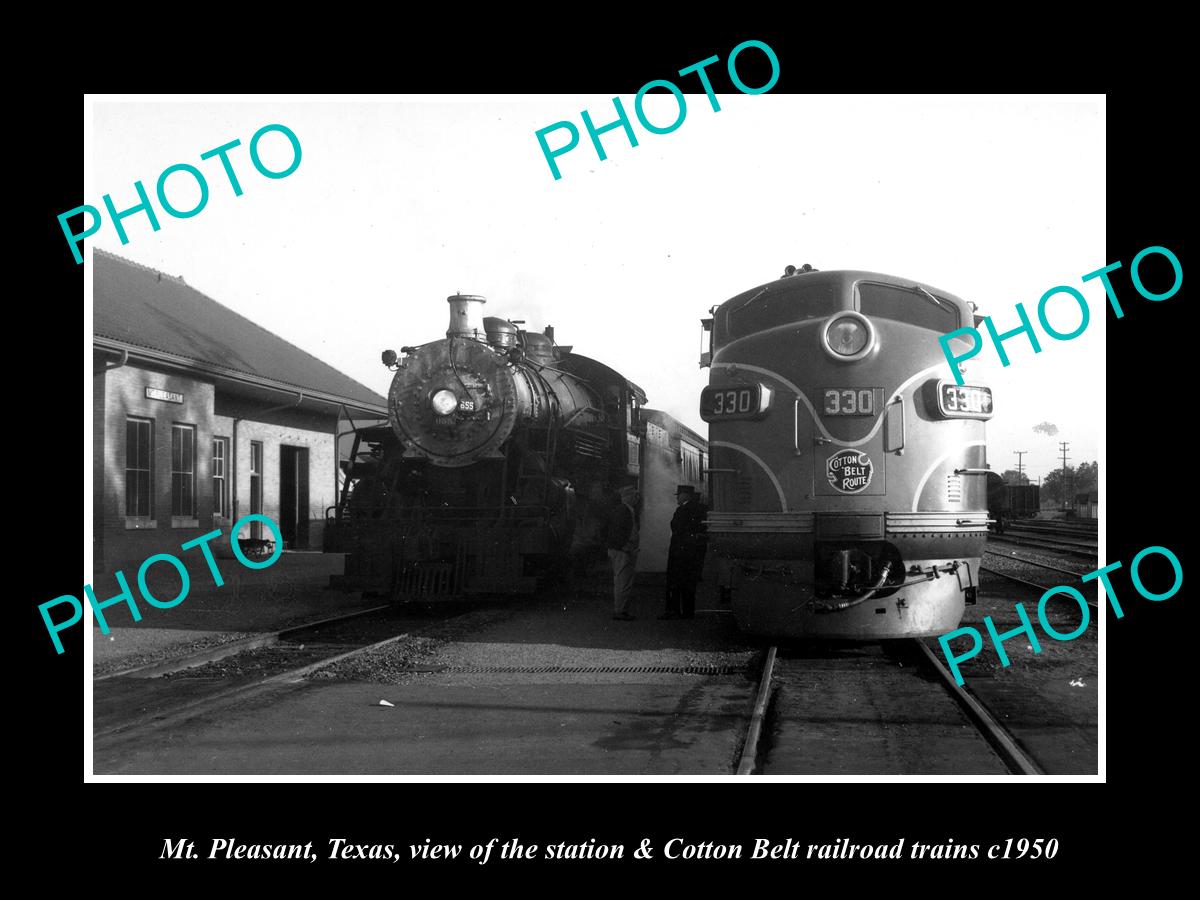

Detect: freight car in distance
985,472,1040,534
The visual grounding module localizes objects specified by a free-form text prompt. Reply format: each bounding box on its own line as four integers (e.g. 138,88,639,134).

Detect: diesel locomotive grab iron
330,294,692,599
701,265,993,639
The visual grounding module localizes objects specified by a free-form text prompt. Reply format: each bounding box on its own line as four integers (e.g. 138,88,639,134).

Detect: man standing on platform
607,485,640,620
660,485,708,620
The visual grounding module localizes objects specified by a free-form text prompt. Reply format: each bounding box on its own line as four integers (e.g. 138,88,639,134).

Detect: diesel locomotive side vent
945,474,963,504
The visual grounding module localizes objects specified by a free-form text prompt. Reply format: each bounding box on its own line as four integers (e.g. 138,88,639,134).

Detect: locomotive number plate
700,384,773,422
823,388,877,416
936,382,993,419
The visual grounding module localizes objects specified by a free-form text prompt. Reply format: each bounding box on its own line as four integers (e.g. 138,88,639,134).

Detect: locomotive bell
447,294,486,339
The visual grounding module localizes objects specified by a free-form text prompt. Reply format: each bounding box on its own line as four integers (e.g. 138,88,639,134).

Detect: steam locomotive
331,294,703,598
701,265,993,639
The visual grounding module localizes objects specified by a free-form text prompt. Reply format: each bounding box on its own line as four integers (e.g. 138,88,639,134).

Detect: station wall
93,357,338,575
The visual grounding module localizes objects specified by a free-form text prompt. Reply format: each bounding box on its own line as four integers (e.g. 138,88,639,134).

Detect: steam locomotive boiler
333,294,647,598
701,265,993,639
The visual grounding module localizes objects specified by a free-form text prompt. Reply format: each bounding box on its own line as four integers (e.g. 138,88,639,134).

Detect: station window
212,436,230,518
125,417,154,519
171,424,196,518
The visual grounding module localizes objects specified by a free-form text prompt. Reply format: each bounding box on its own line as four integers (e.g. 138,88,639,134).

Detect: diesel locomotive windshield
718,279,964,344
857,282,962,333
721,281,843,340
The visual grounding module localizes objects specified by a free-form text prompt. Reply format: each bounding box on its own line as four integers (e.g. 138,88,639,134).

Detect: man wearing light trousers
607,485,640,620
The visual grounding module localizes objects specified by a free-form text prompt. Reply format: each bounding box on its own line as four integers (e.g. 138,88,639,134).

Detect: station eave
94,337,388,419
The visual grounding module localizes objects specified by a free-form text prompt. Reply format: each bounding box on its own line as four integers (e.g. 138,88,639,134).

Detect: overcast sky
88,95,1104,483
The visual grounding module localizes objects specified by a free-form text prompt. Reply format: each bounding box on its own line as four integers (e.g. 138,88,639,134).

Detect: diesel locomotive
330,294,700,598
701,265,993,639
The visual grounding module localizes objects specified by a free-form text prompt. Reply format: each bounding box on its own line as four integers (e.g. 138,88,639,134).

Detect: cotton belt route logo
827,450,874,493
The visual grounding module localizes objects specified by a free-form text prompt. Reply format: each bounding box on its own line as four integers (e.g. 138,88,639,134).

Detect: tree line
998,461,1097,506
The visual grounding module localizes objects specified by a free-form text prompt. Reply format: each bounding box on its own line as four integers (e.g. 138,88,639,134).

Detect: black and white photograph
75,89,1112,782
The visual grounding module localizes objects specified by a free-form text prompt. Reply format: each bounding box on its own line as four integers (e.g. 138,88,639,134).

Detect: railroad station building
92,249,387,574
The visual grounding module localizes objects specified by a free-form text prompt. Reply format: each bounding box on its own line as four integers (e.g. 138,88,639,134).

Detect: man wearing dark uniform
660,485,707,620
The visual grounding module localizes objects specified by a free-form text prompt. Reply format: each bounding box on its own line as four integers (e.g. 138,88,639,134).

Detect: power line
1013,450,1028,483
1059,441,1071,508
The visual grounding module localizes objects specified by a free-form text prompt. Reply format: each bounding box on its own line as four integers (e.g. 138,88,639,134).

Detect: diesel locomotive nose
706,267,989,640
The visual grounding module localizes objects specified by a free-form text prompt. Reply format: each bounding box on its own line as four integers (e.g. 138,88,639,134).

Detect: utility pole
1014,450,1028,483
1058,441,1071,509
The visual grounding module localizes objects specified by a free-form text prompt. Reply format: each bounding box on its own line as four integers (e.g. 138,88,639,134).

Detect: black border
28,30,1186,881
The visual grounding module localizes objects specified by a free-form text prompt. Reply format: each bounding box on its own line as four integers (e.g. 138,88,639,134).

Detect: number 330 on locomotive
700,383,773,419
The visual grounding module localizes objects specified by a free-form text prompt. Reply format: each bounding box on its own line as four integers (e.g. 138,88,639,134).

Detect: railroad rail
989,534,1098,559
738,641,1044,776
984,549,1086,579
1010,520,1098,537
736,646,777,775
93,608,418,742
980,564,1098,610
94,604,392,681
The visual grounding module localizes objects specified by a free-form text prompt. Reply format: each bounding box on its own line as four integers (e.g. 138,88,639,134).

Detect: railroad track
1010,520,1098,538
984,549,1087,579
93,607,422,742
980,563,1098,611
1006,527,1098,545
94,603,393,681
989,533,1098,559
737,641,1043,776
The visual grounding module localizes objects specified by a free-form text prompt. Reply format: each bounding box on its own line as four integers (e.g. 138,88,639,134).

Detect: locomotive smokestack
447,294,487,339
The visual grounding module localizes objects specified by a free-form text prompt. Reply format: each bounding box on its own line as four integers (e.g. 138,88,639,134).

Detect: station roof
93,249,387,416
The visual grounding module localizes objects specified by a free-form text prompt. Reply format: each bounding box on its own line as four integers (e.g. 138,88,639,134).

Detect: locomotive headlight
430,389,459,416
829,318,868,355
821,313,874,362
